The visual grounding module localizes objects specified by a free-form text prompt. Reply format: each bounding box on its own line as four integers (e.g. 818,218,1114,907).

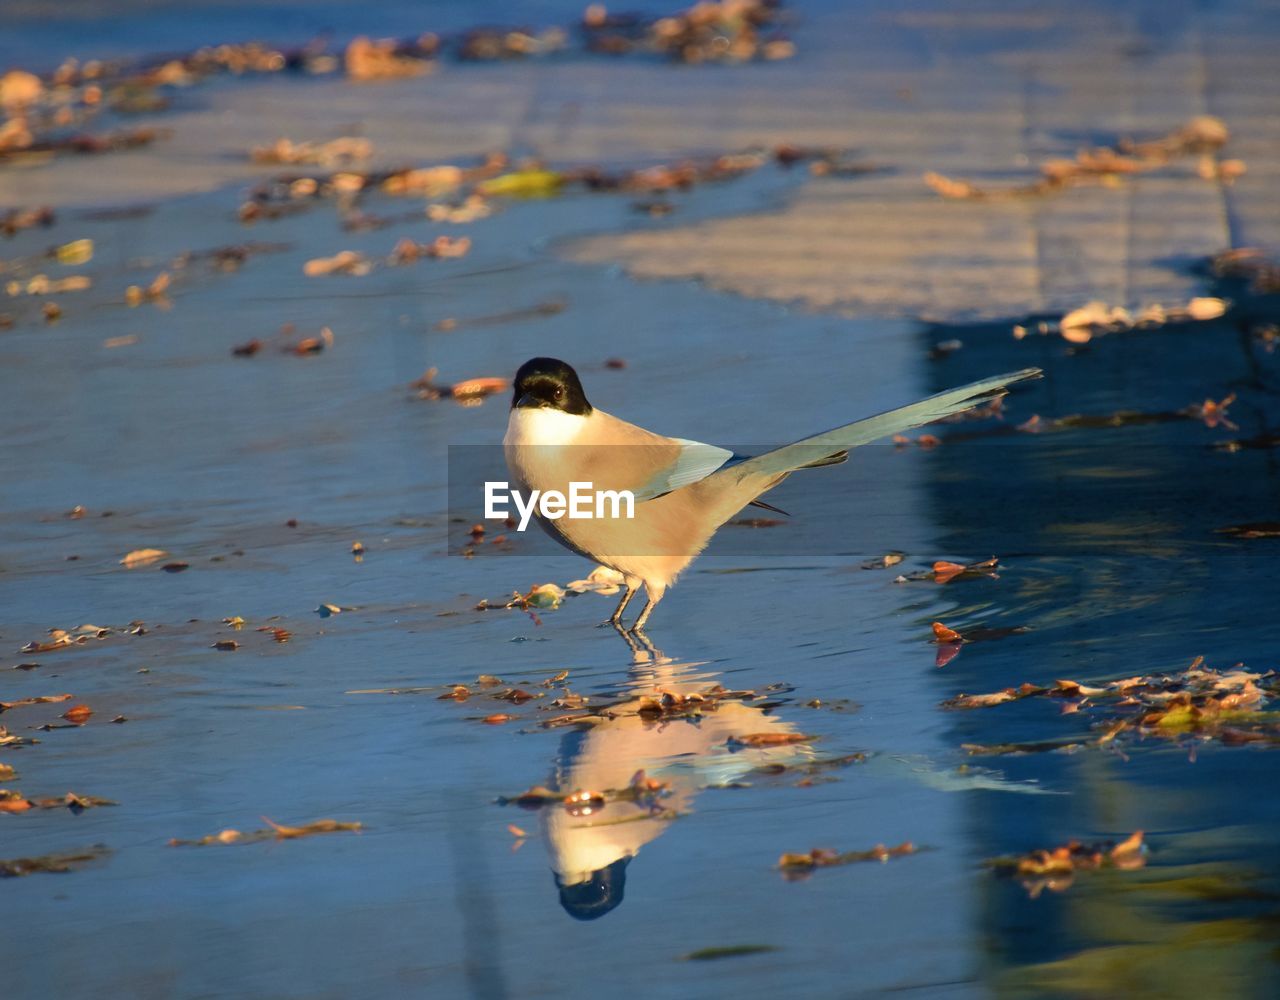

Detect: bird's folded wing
710,368,1043,485
630,438,737,501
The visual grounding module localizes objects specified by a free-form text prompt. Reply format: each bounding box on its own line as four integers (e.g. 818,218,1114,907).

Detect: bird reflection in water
542,625,813,920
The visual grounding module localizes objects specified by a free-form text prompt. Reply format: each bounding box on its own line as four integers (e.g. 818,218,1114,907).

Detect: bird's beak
517,393,542,409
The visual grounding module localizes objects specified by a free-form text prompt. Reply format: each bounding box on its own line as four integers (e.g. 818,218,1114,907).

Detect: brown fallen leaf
303,251,371,277
928,117,1231,204
0,694,72,711
170,817,361,847
932,561,967,583
31,792,116,812
943,684,1047,709
410,367,509,405
212,640,239,651
61,704,93,724
286,326,335,355
482,713,515,724
729,732,815,748
262,816,363,839
0,727,39,748
125,271,170,308
988,831,1146,897
780,841,919,879
388,235,471,263
451,377,509,401
0,794,33,813
931,621,963,642
0,845,110,877
1110,830,1147,869
6,274,91,297
345,36,435,81
250,136,372,167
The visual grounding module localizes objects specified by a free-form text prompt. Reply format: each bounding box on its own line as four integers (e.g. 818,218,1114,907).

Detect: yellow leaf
55,239,94,266
479,170,564,198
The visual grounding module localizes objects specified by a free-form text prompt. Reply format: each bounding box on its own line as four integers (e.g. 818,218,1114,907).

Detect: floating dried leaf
0,694,72,711
780,841,918,878
988,831,1146,896
171,817,361,846
729,732,815,748
931,621,963,642
303,250,371,277
120,548,168,567
0,845,110,877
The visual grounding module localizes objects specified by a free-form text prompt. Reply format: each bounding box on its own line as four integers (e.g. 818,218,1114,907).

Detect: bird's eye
553,386,565,401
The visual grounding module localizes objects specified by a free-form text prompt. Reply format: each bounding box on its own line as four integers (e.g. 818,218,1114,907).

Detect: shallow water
4,5,1280,1000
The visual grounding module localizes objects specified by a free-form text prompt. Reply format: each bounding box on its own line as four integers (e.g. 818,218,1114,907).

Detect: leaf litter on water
945,657,1280,751
987,831,1147,898
169,817,362,847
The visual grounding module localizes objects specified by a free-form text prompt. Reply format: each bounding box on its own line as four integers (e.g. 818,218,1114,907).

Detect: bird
540,655,808,920
503,357,1041,632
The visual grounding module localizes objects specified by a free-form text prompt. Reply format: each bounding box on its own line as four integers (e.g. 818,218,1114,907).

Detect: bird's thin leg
629,590,664,634
604,585,637,626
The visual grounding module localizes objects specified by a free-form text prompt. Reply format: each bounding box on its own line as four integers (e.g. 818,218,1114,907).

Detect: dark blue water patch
916,289,1280,989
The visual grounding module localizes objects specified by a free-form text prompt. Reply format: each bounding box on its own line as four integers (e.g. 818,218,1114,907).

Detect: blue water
2,3,1280,999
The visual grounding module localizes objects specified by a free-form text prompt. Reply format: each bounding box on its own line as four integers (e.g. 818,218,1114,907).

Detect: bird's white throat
504,405,588,447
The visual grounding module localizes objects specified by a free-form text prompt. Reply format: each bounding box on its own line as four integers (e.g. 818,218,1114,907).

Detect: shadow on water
918,275,1280,996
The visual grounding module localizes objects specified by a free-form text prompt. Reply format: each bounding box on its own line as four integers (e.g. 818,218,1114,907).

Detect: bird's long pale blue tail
713,367,1042,489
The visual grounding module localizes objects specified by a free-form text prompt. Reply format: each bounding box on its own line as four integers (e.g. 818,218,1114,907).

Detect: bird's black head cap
554,856,629,921
512,357,592,416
